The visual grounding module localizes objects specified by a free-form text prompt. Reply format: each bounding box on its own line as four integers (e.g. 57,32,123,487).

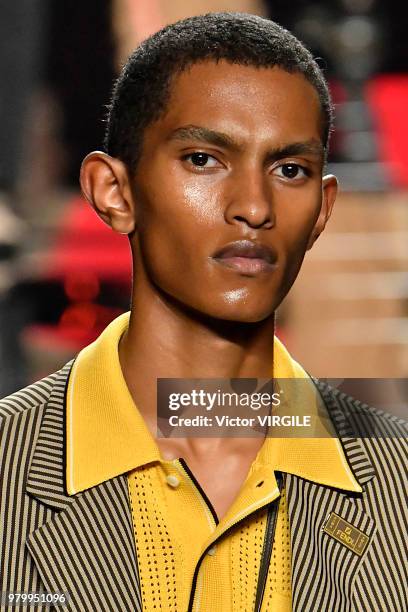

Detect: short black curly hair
105,12,333,173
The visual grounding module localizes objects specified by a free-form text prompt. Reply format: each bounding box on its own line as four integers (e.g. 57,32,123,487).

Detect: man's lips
212,240,278,275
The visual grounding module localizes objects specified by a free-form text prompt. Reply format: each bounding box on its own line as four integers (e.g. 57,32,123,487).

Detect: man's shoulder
0,362,72,423
314,378,408,438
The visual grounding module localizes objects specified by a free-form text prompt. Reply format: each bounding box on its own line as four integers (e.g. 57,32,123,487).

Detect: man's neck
118,284,275,432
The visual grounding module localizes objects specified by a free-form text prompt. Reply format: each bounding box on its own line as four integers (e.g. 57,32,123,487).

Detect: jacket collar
26,361,74,509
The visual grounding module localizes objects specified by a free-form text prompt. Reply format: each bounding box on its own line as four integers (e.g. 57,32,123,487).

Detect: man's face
130,61,335,322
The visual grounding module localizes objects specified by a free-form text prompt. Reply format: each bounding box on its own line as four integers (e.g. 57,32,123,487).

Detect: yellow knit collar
66,312,361,495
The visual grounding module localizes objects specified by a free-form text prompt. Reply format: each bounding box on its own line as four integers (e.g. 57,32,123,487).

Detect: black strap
254,472,283,612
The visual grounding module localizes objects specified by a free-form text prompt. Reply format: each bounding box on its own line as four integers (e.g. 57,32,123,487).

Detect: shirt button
207,545,217,556
166,474,180,488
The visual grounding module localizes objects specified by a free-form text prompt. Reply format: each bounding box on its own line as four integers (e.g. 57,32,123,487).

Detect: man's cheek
282,227,312,256
143,233,194,282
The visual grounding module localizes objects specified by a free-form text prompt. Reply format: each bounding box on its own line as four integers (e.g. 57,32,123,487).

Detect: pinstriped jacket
1,361,407,612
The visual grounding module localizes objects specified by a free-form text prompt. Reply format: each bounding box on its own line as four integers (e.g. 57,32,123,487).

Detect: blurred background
0,0,407,395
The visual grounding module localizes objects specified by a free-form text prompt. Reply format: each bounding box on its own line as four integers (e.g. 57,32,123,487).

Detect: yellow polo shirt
66,313,361,611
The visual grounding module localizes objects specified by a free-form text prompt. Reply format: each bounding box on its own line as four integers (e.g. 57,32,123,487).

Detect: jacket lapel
286,472,377,612
25,363,141,611
287,381,378,612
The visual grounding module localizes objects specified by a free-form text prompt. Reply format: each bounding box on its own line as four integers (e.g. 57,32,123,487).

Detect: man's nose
224,169,275,230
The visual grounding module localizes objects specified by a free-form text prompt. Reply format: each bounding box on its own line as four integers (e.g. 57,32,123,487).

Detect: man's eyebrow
167,125,239,149
265,140,325,162
167,126,325,159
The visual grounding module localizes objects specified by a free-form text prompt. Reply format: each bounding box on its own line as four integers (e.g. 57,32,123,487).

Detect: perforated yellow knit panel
263,485,292,610
128,467,180,610
128,459,219,611
227,509,267,610
128,462,292,611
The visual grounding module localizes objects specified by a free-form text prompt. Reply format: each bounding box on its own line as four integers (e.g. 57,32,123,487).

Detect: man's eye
184,152,220,167
275,163,308,179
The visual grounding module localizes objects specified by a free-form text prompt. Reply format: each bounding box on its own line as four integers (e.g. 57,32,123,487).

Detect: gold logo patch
323,512,369,556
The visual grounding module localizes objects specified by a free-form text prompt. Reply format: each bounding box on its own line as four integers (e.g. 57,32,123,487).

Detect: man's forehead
168,60,320,101
161,61,323,133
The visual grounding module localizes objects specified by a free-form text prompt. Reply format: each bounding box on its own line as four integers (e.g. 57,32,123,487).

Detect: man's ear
306,174,338,250
80,151,136,234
